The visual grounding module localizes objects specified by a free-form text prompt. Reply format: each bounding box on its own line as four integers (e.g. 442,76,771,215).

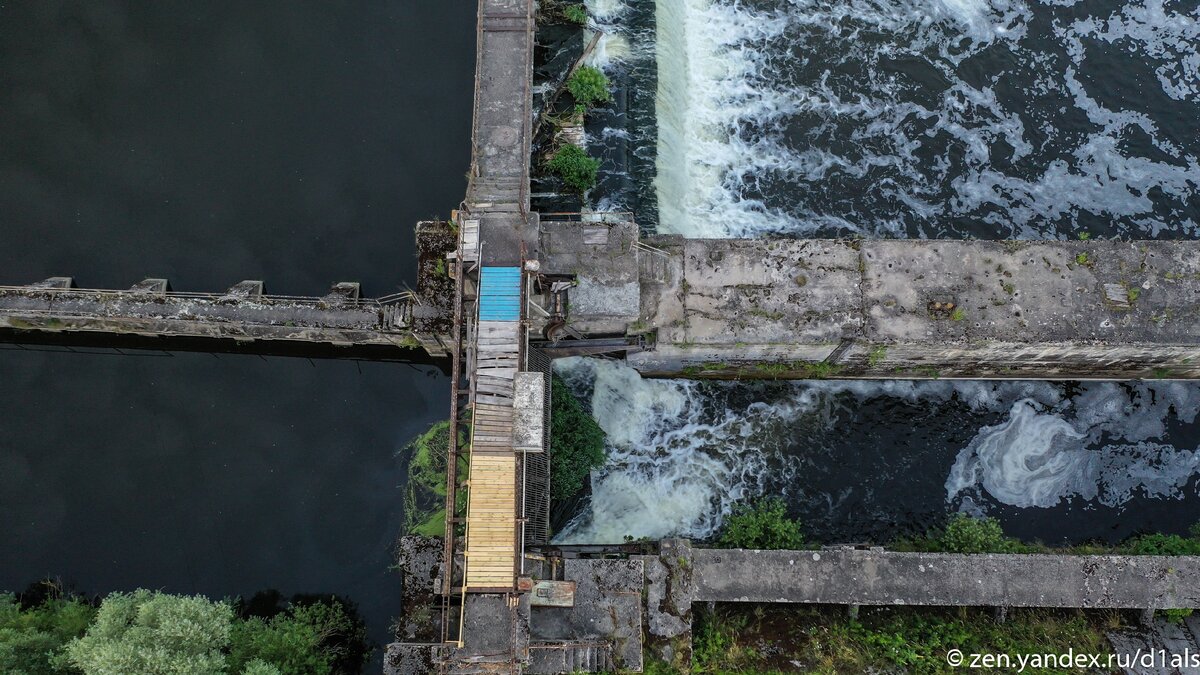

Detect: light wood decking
463,317,521,590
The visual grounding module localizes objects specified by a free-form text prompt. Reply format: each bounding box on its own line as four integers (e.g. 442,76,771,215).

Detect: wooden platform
462,314,521,590
463,453,517,589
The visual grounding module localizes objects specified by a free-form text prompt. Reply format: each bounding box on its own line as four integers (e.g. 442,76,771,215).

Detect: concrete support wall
624,238,1200,379
691,548,1200,609
0,279,425,358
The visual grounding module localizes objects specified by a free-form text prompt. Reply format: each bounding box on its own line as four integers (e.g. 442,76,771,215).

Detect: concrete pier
0,277,423,358
689,547,1200,609
535,227,1200,379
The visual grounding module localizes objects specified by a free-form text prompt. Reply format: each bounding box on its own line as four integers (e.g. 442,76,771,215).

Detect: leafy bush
562,4,587,24
1120,533,1200,556
716,498,805,550
546,145,599,193
937,514,1024,554
549,374,607,500
567,66,611,108
0,591,95,674
229,599,367,675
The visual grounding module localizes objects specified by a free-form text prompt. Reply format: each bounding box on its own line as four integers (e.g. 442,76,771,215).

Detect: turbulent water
589,0,1200,237
554,358,1200,544
571,0,1200,544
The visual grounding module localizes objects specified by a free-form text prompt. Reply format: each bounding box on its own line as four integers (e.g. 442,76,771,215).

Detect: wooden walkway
462,268,523,591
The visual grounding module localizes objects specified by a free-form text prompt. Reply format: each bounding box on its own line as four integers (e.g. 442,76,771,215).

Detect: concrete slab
692,548,1200,609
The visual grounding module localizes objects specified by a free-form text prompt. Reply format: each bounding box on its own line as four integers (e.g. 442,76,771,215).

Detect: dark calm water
0,0,474,655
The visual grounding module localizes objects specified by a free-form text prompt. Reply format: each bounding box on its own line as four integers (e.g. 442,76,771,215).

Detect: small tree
716,498,804,550
229,599,367,675
547,145,599,194
65,590,233,675
567,66,611,108
549,374,607,500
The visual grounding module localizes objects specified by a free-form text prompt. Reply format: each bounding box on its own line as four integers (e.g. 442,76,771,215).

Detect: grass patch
950,307,965,321
867,345,888,368
561,3,587,24
686,603,1120,675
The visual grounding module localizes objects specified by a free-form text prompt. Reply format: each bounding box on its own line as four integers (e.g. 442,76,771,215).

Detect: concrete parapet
691,548,1200,609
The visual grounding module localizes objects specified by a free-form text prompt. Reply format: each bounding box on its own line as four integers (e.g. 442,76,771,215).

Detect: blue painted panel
479,266,521,322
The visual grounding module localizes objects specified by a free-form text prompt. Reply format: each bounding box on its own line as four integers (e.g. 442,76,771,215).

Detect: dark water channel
0,0,475,657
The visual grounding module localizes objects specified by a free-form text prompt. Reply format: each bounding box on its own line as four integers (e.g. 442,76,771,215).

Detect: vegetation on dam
402,376,607,535
0,585,367,675
669,603,1122,674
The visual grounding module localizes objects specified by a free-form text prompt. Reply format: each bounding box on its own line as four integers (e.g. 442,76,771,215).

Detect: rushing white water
646,0,1200,237
553,357,803,542
553,359,1200,543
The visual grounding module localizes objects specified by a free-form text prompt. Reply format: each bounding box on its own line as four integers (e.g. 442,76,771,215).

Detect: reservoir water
0,1,474,655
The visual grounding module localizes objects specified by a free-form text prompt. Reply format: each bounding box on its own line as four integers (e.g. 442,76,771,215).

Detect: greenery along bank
714,498,1200,558
402,375,608,536
0,586,367,675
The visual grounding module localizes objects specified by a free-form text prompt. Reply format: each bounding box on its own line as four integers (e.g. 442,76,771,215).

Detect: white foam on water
550,359,1200,543
553,357,804,543
649,0,1200,237
947,382,1200,508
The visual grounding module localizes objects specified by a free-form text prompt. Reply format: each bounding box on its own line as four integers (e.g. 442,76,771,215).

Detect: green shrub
65,590,234,674
546,145,599,194
45,589,362,675
567,66,611,108
1120,533,1200,556
0,591,96,674
716,498,805,550
937,514,1024,554
549,374,608,500
562,4,587,24
229,600,366,675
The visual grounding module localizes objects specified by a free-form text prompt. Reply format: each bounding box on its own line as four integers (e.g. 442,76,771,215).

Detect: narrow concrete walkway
691,548,1200,609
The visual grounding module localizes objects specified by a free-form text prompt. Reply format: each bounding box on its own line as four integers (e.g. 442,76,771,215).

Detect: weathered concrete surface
638,539,695,671
0,280,423,355
1108,616,1200,675
692,548,1200,609
466,0,536,266
534,216,641,335
624,238,1200,379
528,559,644,672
